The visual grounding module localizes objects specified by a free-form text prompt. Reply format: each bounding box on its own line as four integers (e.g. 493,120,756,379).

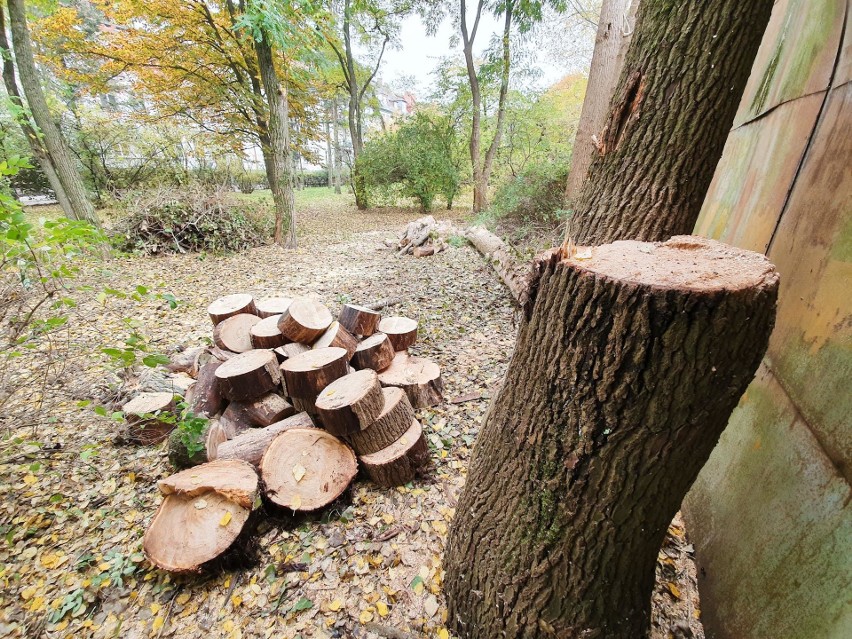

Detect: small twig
157,589,180,638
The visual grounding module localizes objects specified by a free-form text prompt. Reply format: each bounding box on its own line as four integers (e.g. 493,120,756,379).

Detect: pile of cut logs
127,293,443,572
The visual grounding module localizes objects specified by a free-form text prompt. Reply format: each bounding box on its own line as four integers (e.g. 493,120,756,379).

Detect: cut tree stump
213,412,316,466
273,342,310,363
143,459,259,572
250,314,289,349
167,419,228,469
215,350,281,401
315,369,384,436
277,297,333,343
351,333,395,372
224,393,295,428
213,313,261,354
346,387,415,455
185,362,225,417
255,296,292,319
443,237,780,638
208,294,256,325
122,392,176,444
338,303,381,336
261,428,357,511
378,316,418,351
280,347,349,400
313,321,358,359
378,352,443,408
360,419,429,487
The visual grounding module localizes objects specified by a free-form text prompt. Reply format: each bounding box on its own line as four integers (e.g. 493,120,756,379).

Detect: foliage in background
358,111,461,211
113,185,270,255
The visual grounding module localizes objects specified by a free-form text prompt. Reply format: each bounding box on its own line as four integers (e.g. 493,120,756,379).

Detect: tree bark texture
444,237,779,638
564,0,638,203
332,96,342,194
254,33,296,247
6,0,98,226
568,0,774,245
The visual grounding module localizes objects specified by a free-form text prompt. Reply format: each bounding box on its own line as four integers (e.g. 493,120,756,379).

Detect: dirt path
0,203,702,638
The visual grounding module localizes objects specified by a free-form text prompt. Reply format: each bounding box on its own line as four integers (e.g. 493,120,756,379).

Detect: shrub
113,186,269,254
302,169,329,187
489,161,569,226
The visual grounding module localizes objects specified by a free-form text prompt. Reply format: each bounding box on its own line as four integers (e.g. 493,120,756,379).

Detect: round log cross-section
443,236,779,639
213,313,261,353
277,297,333,343
280,347,349,400
207,294,256,325
315,369,384,436
214,349,281,401
312,321,358,359
378,316,418,351
377,352,443,408
122,391,176,444
250,314,289,349
351,333,395,372
255,296,292,319
338,303,381,336
261,428,357,511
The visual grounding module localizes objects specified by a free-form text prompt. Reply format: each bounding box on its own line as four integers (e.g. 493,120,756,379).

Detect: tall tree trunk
0,6,73,216
463,0,513,213
568,1,772,246
444,1,775,637
445,238,778,638
324,103,332,189
254,33,295,248
332,96,342,194
564,0,638,203
6,0,98,226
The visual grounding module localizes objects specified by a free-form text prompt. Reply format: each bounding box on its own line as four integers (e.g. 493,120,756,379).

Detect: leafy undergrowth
0,196,702,638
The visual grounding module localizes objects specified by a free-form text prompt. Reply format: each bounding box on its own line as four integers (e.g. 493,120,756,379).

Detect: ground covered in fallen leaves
1,191,703,638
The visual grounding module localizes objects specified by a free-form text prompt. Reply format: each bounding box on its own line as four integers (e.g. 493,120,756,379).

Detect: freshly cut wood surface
143,459,259,572
312,321,358,359
225,393,295,427
250,314,288,349
215,349,281,401
346,387,415,455
360,419,429,487
123,391,176,444
338,303,381,336
277,297,333,343
214,412,316,466
213,313,261,353
273,342,310,363
208,294,256,325
185,362,225,417
377,351,443,408
315,369,384,436
261,428,357,511
378,316,418,350
351,333,395,371
280,347,349,399
255,296,292,318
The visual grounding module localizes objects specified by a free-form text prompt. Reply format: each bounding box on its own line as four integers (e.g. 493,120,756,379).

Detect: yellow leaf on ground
359,609,374,624
176,593,191,605
327,599,342,612
376,601,389,617
150,602,161,614
98,562,111,572
22,474,37,485
152,616,164,632
667,583,681,599
231,594,243,607
438,629,449,639
219,511,232,527
222,619,235,632
20,586,36,600
382,513,394,524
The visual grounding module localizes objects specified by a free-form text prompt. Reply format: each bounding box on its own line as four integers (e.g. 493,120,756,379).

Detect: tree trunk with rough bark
567,0,773,246
6,0,98,226
444,237,778,638
254,33,296,247
332,97,342,194
445,1,775,637
564,0,638,203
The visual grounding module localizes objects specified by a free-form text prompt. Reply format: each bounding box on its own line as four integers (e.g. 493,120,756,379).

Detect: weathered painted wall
684,0,851,637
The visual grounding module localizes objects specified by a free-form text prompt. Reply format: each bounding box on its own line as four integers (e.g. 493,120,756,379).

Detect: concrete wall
683,0,851,636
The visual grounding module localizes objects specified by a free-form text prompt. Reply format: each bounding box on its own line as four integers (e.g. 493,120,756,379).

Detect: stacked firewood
131,293,443,572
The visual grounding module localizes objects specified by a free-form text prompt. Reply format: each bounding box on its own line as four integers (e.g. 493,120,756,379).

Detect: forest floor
1,190,703,639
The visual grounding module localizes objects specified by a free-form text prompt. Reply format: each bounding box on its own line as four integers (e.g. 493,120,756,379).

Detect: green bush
113,186,269,254
302,169,329,187
489,161,569,226
358,112,461,211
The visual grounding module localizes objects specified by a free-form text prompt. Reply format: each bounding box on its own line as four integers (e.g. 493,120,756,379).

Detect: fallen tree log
338,304,381,336
315,369,384,436
378,316,418,351
185,362,225,417
360,419,428,487
346,387,415,455
277,297,333,343
465,225,531,304
215,350,281,401
143,459,259,572
213,412,316,466
351,333,395,371
280,347,349,400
